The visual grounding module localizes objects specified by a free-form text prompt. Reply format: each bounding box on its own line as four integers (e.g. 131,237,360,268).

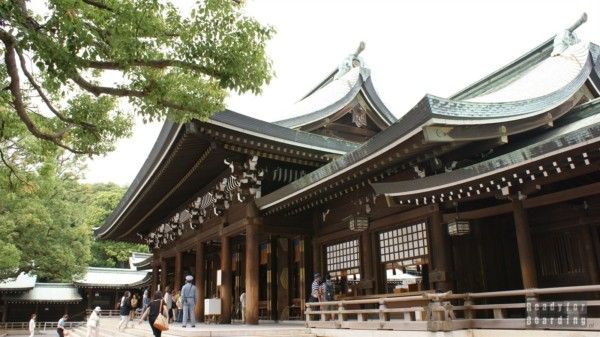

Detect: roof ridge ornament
551,12,587,56
334,41,366,79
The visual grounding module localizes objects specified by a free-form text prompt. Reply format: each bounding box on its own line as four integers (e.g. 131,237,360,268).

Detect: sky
82,0,600,185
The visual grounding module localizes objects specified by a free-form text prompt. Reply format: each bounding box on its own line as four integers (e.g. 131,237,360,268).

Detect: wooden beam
262,224,313,237
325,122,377,137
160,258,167,292
220,218,248,238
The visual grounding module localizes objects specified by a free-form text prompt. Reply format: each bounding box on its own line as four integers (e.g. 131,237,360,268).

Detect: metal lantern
346,215,369,232
447,220,470,236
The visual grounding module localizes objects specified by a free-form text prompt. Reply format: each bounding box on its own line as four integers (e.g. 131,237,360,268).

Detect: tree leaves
1,0,273,158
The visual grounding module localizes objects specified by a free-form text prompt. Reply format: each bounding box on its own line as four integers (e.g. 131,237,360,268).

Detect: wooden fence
305,284,600,331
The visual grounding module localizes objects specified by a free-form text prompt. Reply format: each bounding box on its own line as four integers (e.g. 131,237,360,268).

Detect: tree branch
0,29,94,155
70,74,148,97
80,59,225,80
82,0,114,12
16,48,100,137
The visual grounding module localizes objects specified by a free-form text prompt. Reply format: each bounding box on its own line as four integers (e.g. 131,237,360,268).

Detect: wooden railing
85,309,142,318
0,321,85,330
305,284,600,331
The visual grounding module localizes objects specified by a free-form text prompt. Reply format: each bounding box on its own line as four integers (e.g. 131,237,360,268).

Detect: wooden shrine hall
97,14,600,329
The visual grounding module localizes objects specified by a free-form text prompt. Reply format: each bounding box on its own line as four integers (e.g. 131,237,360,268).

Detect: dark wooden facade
98,23,600,324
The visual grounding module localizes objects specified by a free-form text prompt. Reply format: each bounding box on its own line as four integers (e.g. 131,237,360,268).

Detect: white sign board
204,298,221,315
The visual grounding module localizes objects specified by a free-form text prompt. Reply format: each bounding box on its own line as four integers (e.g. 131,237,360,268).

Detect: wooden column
246,223,259,324
160,258,167,292
174,251,183,292
151,263,159,295
245,222,259,324
195,242,206,322
220,235,232,323
512,198,538,288
276,237,290,320
429,208,453,291
360,230,375,295
311,239,322,275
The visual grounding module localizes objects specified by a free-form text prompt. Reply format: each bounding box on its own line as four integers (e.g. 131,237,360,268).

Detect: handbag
152,300,170,331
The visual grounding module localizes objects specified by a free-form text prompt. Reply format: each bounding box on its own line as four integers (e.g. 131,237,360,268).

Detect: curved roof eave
255,47,597,211
361,77,397,125
96,110,360,240
372,98,600,197
428,51,592,123
274,73,366,129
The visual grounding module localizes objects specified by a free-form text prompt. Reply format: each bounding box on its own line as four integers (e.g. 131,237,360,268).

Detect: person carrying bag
140,291,168,337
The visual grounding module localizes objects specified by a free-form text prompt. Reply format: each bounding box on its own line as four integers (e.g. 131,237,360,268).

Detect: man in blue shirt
180,275,197,328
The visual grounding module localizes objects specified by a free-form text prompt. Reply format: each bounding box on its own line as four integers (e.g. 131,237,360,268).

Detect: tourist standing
86,307,101,337
239,290,246,323
139,291,167,337
321,274,335,320
142,289,150,320
57,314,68,337
28,314,36,337
130,294,139,321
173,290,181,322
163,286,173,323
310,273,321,302
117,291,131,331
180,275,197,328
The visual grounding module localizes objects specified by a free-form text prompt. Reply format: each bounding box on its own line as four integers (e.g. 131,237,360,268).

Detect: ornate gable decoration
140,156,264,249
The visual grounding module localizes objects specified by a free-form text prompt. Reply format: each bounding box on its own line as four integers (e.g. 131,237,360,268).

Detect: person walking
239,290,246,323
139,291,167,337
56,314,68,337
117,291,131,331
180,275,197,328
28,314,36,337
86,307,101,337
163,287,174,323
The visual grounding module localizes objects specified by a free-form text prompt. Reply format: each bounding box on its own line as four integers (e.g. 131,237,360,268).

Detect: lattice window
325,239,360,276
379,222,428,266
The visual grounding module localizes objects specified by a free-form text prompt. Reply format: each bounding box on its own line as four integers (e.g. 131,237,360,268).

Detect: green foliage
0,158,91,282
0,0,273,156
82,183,148,268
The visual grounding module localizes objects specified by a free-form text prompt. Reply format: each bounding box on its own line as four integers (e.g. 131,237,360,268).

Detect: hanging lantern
345,215,369,232
447,219,470,236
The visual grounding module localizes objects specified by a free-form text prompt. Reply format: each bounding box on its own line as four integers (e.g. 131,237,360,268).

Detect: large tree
83,183,148,268
0,153,91,281
0,0,273,157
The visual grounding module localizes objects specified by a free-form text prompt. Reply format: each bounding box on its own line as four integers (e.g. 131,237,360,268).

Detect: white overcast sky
82,0,600,185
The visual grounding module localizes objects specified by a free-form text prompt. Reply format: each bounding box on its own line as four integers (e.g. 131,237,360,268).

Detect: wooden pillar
512,198,538,288
220,235,232,323
276,237,290,320
160,258,167,292
87,289,93,309
430,208,453,291
174,251,183,292
195,242,206,322
151,264,159,295
360,231,375,295
245,222,259,324
311,239,322,275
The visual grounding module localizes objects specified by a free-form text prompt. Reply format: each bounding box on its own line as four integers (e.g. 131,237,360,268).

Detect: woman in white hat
86,307,101,337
